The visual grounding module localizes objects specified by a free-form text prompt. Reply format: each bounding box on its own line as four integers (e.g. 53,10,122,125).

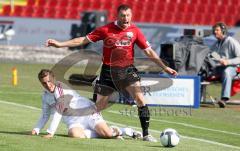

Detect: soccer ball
160,128,180,147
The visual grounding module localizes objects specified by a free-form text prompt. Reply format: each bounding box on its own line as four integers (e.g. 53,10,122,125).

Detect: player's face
213,26,224,40
40,74,55,93
117,8,132,29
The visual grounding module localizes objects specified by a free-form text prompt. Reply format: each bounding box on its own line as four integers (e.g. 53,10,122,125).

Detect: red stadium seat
66,9,80,19
225,16,236,26
221,0,232,6
177,3,188,13
81,0,91,9
166,3,176,13
32,6,45,17
145,2,157,12
186,3,197,13
2,5,12,16
91,1,102,10
231,0,239,6
21,5,34,17
202,14,215,25
56,0,69,9
69,0,80,9
55,8,68,19
162,12,174,24
37,0,48,7
195,4,207,14
156,2,167,12
27,0,36,6
182,13,194,24
44,8,56,18
206,5,217,15
192,13,204,25
216,5,227,15
142,11,155,23
228,5,237,15
214,15,225,24
13,6,23,17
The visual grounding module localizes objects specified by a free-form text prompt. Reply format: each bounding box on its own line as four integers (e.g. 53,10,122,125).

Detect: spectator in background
210,22,240,108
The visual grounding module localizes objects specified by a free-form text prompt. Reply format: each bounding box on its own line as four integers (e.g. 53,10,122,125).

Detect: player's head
212,22,228,39
117,4,132,29
38,69,55,93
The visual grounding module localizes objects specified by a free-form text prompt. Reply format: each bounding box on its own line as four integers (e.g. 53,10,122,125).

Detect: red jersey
86,21,151,67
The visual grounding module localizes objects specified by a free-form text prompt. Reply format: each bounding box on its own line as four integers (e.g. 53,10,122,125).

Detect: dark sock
138,106,150,137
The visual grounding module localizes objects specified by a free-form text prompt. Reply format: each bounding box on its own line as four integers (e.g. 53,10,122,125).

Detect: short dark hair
117,4,131,13
212,22,228,35
38,69,54,81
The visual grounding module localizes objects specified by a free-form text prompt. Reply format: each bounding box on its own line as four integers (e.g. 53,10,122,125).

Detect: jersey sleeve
33,94,51,135
46,110,62,135
135,28,151,50
86,27,105,43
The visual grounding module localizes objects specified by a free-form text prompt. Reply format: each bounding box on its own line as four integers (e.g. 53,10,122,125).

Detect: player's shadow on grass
0,130,31,136
147,145,165,148
0,130,69,138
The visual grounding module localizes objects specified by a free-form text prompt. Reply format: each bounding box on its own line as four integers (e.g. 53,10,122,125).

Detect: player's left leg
68,127,86,138
125,81,157,142
94,122,121,138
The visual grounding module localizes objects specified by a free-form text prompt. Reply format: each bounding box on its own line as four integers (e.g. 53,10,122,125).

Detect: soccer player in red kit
46,4,177,142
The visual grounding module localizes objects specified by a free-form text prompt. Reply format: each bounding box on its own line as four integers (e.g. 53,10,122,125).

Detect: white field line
0,100,240,150
108,110,240,137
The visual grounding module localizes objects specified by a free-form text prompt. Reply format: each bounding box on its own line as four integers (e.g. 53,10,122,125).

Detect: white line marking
0,100,240,150
108,110,240,137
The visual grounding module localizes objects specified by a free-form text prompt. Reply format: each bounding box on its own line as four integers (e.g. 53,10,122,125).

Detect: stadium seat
193,13,204,25
195,4,207,14
13,6,24,17
81,0,91,9
55,8,67,18
69,0,80,9
37,0,48,7
162,12,174,24
56,0,69,9
228,5,237,15
177,3,188,13
21,6,35,17
32,6,45,17
65,9,80,19
182,13,194,24
186,3,197,13
2,5,12,16
44,8,56,18
27,0,36,6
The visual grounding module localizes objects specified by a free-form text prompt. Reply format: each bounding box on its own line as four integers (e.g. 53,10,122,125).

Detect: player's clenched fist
46,39,61,48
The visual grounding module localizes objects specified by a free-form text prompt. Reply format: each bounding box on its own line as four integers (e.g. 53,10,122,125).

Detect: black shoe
217,100,226,108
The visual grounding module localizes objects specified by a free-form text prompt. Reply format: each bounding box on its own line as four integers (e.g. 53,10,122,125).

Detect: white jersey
33,81,102,135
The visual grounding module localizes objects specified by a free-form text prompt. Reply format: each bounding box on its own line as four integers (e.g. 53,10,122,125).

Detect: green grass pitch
0,63,240,151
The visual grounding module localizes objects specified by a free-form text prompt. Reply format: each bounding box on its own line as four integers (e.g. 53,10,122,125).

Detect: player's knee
68,128,86,138
134,96,145,106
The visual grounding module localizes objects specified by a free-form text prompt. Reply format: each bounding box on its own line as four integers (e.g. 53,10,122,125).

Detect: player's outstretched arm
46,37,90,48
143,48,178,76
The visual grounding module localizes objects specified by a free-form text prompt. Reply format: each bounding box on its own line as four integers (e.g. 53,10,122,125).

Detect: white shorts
65,112,105,130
